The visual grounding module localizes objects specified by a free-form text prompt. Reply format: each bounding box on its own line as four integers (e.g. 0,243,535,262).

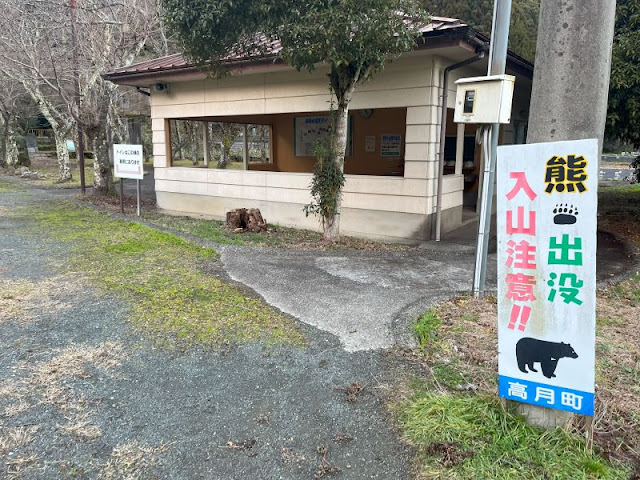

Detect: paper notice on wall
381,134,401,157
294,116,353,157
294,116,331,157
365,136,376,153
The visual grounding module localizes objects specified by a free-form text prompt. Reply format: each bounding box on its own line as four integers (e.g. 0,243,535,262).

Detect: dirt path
0,186,412,479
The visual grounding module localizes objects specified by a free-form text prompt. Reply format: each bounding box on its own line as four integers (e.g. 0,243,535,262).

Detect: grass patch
137,209,414,251
12,200,304,348
414,308,442,351
0,178,26,192
605,272,640,306
399,393,629,480
16,162,96,189
598,183,640,247
430,363,465,389
402,285,640,474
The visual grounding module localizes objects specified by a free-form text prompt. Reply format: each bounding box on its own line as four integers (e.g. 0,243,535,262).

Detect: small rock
456,383,478,391
21,171,41,180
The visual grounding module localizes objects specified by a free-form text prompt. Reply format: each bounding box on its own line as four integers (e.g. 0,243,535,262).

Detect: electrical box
454,74,515,124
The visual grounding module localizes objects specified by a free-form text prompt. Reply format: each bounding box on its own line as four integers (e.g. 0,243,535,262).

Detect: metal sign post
473,0,512,297
113,144,144,216
120,178,124,214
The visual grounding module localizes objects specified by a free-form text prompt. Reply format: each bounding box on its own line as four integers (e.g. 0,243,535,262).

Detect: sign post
497,139,598,418
113,144,144,217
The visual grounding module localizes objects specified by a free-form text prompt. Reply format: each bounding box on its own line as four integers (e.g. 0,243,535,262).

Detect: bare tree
75,0,167,192
0,0,76,181
0,77,33,167
211,123,243,169
0,0,169,190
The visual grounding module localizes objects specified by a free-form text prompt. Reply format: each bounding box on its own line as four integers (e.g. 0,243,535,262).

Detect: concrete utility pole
520,0,616,429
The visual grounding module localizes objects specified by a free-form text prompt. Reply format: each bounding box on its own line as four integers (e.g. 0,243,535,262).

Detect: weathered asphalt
0,184,415,479
1,178,636,479
219,244,491,352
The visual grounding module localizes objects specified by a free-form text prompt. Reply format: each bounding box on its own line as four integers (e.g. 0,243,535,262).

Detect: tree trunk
0,113,9,167
174,123,183,161
323,100,349,241
192,123,199,165
218,141,230,168
6,118,18,166
91,128,112,194
225,208,267,232
53,129,72,182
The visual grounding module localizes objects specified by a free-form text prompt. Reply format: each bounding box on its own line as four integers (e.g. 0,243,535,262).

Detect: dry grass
0,276,82,325
99,441,170,480
0,342,126,477
6,454,39,478
9,343,123,412
59,412,103,440
0,426,38,454
0,280,36,322
27,343,123,387
0,342,170,478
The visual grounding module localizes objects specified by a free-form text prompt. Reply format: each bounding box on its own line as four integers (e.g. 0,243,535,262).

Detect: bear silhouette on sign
515,337,578,379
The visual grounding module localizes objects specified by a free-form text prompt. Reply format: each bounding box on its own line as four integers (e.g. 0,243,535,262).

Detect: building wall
268,108,407,176
149,51,531,242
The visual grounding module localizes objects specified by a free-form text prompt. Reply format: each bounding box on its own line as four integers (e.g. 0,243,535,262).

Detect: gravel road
0,185,413,479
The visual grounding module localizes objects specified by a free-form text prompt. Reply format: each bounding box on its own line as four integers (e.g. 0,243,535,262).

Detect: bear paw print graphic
553,204,578,225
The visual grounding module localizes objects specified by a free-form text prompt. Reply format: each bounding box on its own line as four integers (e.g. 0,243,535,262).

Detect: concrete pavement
219,244,494,352
219,220,633,352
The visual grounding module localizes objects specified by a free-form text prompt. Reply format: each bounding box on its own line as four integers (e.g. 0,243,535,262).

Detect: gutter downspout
434,51,485,241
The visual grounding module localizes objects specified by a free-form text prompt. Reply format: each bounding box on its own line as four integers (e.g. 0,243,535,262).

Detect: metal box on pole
454,74,515,125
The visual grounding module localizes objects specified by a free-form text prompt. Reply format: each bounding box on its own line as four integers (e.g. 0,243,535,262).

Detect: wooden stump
246,208,267,232
225,208,267,233
226,208,248,230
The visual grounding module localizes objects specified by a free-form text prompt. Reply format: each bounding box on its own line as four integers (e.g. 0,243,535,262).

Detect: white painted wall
149,50,532,242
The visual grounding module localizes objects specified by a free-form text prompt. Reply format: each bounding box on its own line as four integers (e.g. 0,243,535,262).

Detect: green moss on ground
15,200,305,348
0,178,27,192
141,210,414,251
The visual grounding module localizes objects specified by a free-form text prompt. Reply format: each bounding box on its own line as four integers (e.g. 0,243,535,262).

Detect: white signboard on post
496,139,598,417
114,144,144,180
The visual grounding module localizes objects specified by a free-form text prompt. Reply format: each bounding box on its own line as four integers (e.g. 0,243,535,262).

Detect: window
169,119,272,169
443,135,477,175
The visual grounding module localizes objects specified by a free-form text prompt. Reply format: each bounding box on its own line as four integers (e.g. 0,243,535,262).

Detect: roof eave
103,25,533,86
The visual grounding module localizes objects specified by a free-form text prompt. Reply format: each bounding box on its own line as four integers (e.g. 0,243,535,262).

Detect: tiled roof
104,17,470,80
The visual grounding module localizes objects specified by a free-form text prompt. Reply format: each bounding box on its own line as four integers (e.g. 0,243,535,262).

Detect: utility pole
517,0,616,428
473,0,512,296
70,0,86,194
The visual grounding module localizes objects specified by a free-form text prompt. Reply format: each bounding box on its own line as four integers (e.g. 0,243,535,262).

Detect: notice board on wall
496,139,598,417
293,116,352,157
380,134,402,157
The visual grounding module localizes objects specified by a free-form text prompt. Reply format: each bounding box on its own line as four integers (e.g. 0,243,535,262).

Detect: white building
104,17,533,243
